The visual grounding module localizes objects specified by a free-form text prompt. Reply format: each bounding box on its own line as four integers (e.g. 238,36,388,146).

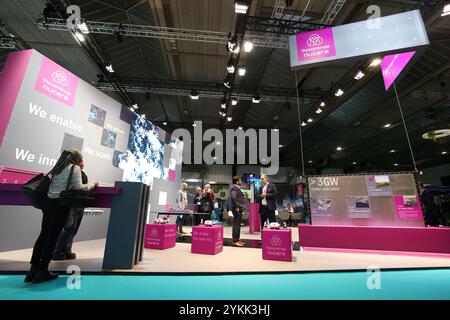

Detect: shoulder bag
59,165,96,208
22,173,52,209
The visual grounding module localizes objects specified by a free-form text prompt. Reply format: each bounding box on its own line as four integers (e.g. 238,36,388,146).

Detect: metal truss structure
35,15,327,49
94,78,331,104
320,0,347,25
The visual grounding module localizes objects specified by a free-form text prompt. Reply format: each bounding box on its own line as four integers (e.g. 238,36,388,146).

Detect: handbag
22,173,52,209
59,165,96,208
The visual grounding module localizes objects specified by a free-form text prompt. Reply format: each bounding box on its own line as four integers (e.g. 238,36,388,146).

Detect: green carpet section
1,269,450,300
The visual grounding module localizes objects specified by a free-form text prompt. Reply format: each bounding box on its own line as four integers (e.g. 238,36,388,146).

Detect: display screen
118,113,183,218
307,173,424,227
118,114,166,187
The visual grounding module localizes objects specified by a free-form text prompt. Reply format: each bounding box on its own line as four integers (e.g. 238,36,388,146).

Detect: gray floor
1,237,450,274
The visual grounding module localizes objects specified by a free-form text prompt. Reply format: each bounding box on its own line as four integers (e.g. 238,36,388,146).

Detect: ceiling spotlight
106,64,114,73
308,160,313,164
244,40,253,52
238,67,246,76
221,99,227,109
383,123,392,128
227,116,232,122
301,122,307,127
163,122,167,125
227,59,235,74
190,90,199,100
77,19,89,34
129,107,135,112
352,161,357,165
442,151,448,155
354,70,366,80
390,149,396,153
274,128,279,132
192,123,197,127
219,111,226,117
320,101,325,107
231,98,238,106
336,146,343,151
252,95,261,103
394,163,399,166
442,4,450,16
235,1,249,14
369,57,382,67
238,126,243,130
73,31,85,42
141,114,146,119
307,118,313,123
279,144,283,148
315,108,322,114
335,88,344,96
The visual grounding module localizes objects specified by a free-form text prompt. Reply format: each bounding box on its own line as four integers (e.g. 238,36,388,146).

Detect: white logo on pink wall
34,57,79,107
306,34,323,47
296,28,336,62
51,70,69,87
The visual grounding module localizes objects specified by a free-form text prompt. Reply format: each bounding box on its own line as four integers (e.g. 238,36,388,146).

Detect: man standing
176,182,189,234
229,176,246,247
259,174,278,229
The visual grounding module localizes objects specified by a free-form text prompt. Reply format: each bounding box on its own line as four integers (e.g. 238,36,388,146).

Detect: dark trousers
426,214,441,227
30,197,70,269
232,210,242,242
260,205,276,229
176,215,184,231
194,213,211,226
53,208,84,256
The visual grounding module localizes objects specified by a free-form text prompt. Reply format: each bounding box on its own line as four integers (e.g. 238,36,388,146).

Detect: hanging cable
392,79,418,172
295,70,306,177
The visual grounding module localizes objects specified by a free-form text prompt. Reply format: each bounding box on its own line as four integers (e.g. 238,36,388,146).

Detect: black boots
24,265,39,283
32,269,59,284
24,263,59,284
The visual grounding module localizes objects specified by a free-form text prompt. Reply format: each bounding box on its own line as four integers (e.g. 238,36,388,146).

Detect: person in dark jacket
52,160,88,260
200,184,214,223
229,176,246,247
193,187,203,226
259,174,278,229
418,182,441,227
25,149,98,284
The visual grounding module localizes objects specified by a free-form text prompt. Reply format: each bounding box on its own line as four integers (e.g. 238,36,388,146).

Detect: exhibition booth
1,9,450,276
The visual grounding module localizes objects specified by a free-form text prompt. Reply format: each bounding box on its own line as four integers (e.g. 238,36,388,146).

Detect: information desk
298,224,450,255
0,183,120,207
0,181,149,270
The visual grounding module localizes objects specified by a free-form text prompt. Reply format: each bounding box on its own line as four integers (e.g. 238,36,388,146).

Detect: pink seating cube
191,225,224,255
262,228,292,262
144,223,177,250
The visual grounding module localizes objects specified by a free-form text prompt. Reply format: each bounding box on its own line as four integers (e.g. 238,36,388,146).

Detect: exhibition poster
366,175,393,197
393,195,424,220
345,196,372,219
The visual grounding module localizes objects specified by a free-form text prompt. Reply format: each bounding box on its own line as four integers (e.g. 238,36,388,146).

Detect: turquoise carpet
1,269,450,300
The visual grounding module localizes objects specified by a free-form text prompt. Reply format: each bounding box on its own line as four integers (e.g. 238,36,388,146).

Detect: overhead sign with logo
289,10,429,69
